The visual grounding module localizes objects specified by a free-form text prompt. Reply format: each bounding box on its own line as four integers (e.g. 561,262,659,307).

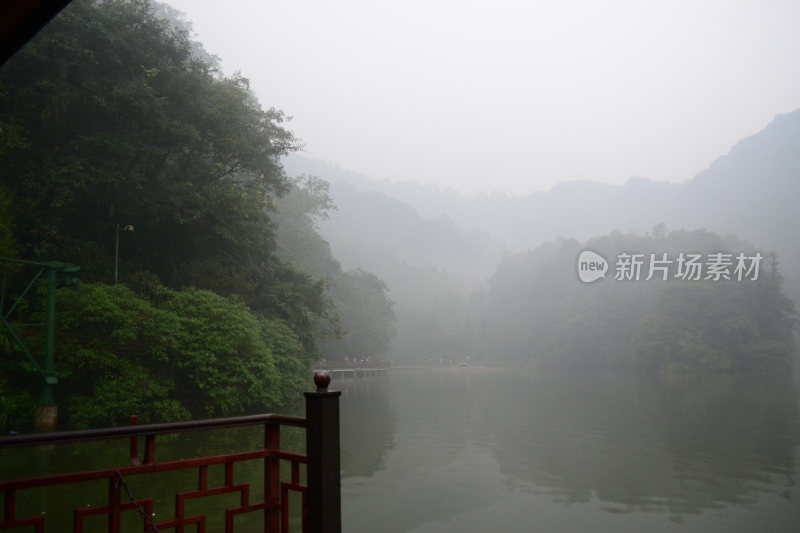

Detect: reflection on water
339,367,800,533
339,378,396,478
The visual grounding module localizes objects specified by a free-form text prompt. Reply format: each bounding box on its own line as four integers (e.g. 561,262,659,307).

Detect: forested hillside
0,0,394,430
272,176,396,361
477,229,796,372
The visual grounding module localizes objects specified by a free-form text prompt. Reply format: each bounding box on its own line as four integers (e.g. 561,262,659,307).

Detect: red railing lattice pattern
0,414,307,533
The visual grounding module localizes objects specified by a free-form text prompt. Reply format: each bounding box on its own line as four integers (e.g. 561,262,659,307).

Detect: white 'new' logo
577,250,608,283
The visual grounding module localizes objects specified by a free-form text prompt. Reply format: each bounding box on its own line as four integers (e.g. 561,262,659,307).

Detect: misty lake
3,366,800,532
338,367,800,533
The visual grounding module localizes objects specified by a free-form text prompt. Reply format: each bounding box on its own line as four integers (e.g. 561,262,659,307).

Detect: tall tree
0,0,290,280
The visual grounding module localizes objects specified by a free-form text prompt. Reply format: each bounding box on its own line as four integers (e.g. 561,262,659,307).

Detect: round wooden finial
314,371,331,390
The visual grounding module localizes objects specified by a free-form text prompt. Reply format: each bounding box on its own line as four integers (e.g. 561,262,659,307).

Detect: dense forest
479,229,796,372
0,0,394,430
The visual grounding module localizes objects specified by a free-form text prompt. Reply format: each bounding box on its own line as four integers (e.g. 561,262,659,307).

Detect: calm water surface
338,367,800,532
3,367,799,532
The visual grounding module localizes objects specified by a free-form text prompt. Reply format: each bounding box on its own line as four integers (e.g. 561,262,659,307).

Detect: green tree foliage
274,176,396,360
48,283,304,428
0,184,15,256
0,373,33,431
319,269,396,360
274,175,339,279
634,257,797,372
481,229,796,373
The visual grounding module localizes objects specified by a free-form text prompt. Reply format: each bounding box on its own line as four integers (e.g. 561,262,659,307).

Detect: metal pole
45,268,56,382
114,223,119,284
304,371,342,533
35,267,58,431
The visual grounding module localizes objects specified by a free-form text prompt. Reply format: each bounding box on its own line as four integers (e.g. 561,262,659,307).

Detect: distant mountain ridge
284,109,800,297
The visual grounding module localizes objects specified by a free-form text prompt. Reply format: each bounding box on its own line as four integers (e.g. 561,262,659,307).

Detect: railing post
304,371,341,533
265,422,280,533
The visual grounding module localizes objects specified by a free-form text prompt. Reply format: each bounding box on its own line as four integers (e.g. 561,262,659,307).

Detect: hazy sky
165,0,800,196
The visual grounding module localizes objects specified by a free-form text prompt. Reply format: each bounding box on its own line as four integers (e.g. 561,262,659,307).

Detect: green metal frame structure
0,256,79,404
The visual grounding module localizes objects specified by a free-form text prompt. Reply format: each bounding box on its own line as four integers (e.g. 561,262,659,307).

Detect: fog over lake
338,368,800,532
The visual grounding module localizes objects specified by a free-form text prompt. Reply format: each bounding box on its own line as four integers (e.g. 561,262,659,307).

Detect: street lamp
114,223,134,284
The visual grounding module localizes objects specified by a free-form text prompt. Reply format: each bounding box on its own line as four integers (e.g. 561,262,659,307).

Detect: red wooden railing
0,372,341,533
